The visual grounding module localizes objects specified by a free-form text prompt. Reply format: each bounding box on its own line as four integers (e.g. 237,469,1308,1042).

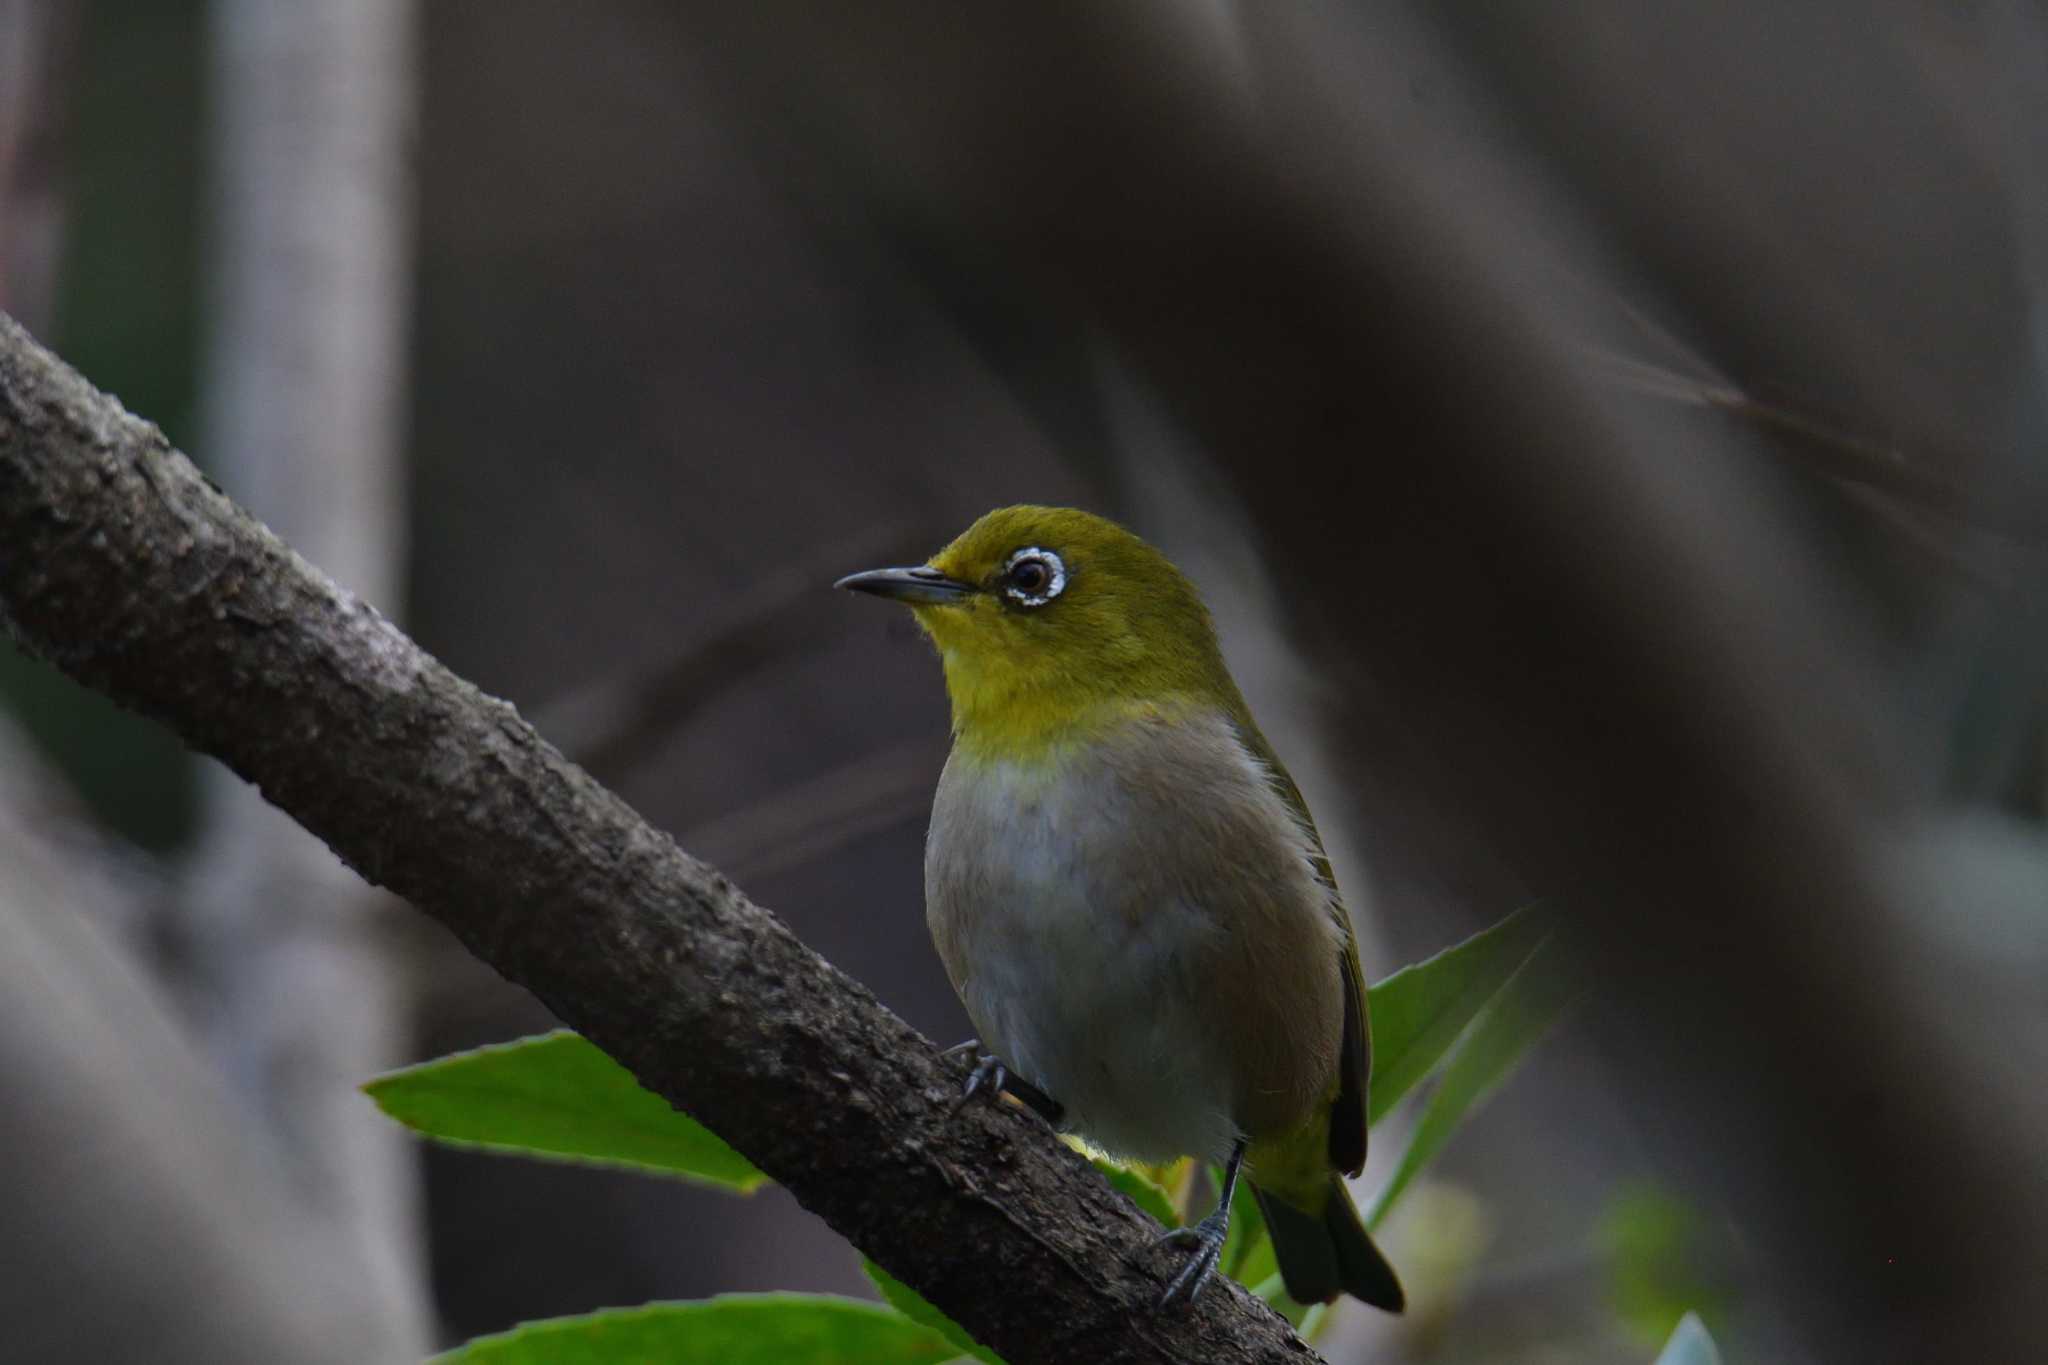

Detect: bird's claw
942,1039,1064,1124
1155,1211,1229,1310
959,1052,1008,1106
945,1039,1008,1110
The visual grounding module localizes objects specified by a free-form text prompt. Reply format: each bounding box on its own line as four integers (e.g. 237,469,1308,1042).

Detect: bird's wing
1331,926,1371,1176
1234,720,1371,1177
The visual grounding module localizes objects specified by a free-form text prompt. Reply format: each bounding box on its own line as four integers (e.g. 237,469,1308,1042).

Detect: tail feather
1251,1178,1405,1312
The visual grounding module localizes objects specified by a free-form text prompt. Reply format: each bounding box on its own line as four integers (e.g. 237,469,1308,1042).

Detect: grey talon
1156,1212,1229,1309
944,1042,1065,1125
1155,1136,1247,1311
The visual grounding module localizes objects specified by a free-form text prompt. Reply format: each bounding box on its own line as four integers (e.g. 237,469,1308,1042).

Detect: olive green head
837,505,1244,752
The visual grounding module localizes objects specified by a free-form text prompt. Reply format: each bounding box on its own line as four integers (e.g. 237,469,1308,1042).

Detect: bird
835,504,1404,1313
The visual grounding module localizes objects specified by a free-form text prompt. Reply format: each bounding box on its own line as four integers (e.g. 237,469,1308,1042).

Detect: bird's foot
958,1050,1009,1106
942,1039,1064,1124
1155,1209,1229,1310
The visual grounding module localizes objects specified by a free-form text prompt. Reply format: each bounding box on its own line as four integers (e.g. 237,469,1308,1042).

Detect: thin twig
535,521,914,779
681,736,944,885
1584,346,2048,543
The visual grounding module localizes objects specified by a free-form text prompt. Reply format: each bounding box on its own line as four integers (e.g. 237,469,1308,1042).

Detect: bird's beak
833,565,979,604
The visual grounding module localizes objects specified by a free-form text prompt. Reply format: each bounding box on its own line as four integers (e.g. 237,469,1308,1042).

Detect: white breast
924,707,1343,1165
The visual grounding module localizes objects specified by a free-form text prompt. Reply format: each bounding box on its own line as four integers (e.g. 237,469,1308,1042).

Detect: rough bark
0,311,1316,1365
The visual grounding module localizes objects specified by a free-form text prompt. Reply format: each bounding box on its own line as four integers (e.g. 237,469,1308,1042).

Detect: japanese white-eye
838,505,1404,1312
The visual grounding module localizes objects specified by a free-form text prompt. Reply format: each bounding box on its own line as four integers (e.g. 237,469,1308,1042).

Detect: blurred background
1,2,2044,1362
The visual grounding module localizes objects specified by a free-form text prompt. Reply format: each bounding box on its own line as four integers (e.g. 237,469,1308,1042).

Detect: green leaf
1601,1183,1732,1347
434,1294,955,1364
1366,903,1550,1124
1364,937,1578,1229
364,1031,766,1192
1094,1157,1180,1228
861,1260,1005,1365
1124,1155,1196,1222
1651,1311,1723,1365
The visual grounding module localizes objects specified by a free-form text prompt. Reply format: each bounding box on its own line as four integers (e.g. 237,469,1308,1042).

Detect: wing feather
1230,718,1371,1176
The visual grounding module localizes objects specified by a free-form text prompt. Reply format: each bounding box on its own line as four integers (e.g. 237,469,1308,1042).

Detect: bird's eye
1001,547,1066,607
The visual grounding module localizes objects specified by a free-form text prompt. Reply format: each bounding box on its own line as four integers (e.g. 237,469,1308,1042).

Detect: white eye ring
1002,546,1066,607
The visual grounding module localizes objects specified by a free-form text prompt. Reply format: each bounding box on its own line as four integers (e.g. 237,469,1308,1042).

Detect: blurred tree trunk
0,0,74,333
0,9,409,1361
0,714,422,1364
181,1,428,1355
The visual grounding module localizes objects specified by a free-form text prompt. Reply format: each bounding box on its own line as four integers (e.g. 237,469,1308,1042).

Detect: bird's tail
1250,1177,1406,1311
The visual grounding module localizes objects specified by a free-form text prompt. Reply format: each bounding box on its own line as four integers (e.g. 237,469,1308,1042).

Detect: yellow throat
890,505,1250,762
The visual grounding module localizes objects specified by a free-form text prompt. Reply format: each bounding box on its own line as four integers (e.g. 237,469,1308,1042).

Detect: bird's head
837,505,1241,754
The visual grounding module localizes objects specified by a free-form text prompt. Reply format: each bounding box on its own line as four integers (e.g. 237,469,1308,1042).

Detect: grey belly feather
924,706,1344,1164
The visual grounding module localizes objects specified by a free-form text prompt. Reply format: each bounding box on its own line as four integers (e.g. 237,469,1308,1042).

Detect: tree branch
0,311,1315,1364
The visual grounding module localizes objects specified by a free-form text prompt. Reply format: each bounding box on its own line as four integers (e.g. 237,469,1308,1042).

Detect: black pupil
1012,559,1047,593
